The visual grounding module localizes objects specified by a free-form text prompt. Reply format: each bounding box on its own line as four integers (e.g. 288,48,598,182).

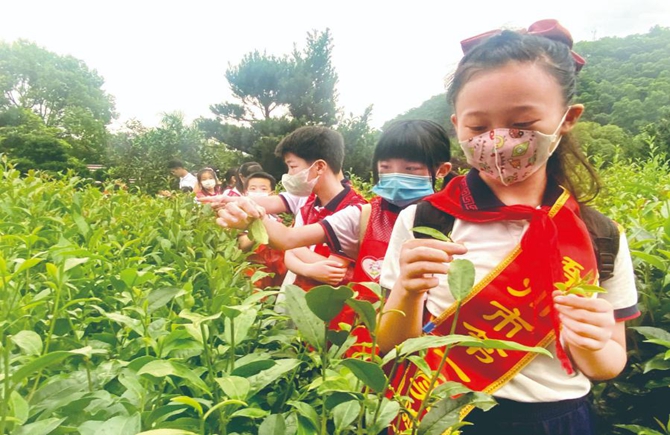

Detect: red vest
292,185,367,291
352,197,401,284
332,198,401,355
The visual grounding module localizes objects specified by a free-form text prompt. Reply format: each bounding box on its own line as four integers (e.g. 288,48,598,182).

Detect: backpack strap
412,201,456,240
579,205,620,282
358,203,372,250
412,201,620,282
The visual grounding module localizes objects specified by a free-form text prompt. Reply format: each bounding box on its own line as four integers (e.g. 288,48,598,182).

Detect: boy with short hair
245,171,276,197
159,159,197,196
210,126,367,290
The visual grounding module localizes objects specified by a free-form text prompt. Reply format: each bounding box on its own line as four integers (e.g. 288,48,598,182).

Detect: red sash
388,176,597,433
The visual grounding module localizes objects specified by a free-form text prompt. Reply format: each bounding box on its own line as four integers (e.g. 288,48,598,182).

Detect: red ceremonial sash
388,175,598,433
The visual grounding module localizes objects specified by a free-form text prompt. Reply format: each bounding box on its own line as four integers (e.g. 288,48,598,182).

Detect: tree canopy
201,29,375,179
0,40,116,162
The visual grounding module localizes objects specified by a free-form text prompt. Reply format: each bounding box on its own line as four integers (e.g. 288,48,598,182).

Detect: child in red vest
207,126,367,291
215,120,453,330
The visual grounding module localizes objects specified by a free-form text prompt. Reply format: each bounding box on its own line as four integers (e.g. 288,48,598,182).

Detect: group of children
207,19,639,435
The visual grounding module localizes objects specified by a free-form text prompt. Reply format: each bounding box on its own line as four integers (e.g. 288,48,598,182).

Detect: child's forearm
264,217,327,252
568,322,628,380
249,195,288,215
377,283,425,354
284,249,317,277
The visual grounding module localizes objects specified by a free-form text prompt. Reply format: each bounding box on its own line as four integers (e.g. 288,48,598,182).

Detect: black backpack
413,201,619,282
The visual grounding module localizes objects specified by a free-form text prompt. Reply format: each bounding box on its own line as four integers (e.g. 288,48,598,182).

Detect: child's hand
306,260,347,286
398,238,467,295
216,198,266,230
553,291,616,352
199,194,237,210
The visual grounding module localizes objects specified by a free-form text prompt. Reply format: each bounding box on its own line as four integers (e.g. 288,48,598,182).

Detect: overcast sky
2,0,669,129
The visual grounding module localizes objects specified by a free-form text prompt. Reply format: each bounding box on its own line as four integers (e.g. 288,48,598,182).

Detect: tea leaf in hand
448,259,476,302
248,219,269,245
412,226,452,242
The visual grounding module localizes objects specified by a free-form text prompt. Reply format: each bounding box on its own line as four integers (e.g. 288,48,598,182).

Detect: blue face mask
372,173,434,208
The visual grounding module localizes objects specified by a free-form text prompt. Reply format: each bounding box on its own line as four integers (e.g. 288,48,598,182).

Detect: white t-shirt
380,204,639,403
179,172,197,190
278,192,310,289
321,204,364,260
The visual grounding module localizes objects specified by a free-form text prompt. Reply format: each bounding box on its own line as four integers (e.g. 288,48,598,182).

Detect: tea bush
1,151,669,435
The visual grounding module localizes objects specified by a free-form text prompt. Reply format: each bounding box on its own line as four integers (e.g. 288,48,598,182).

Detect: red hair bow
460,19,586,72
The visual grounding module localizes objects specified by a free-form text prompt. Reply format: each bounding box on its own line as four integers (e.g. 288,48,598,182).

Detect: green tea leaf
13,418,66,435
171,396,203,417
14,257,44,274
64,257,89,272
284,285,325,349
448,259,476,302
12,351,80,386
288,401,320,430
332,400,360,433
147,287,182,313
10,330,42,356
365,397,400,434
231,407,269,419
9,391,29,425
137,430,198,435
216,376,250,400
631,250,666,271
249,219,269,245
83,414,142,435
138,360,211,394
632,326,670,343
340,359,387,392
345,298,376,331
412,226,452,242
224,307,258,344
418,392,495,435
247,359,301,396
259,414,287,435
305,285,354,323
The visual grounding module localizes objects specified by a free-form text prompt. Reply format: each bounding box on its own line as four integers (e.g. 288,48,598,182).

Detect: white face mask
281,163,319,197
201,179,216,189
247,191,270,198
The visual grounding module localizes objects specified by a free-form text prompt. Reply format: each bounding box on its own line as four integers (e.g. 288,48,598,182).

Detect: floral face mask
459,110,570,185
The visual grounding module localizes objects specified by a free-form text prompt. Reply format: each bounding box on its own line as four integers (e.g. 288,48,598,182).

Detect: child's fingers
554,293,612,313
560,323,612,351
403,238,468,256
402,261,449,279
217,205,251,230
560,314,613,339
402,276,441,294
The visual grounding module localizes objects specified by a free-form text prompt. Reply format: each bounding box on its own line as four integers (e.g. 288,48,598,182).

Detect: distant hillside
382,26,670,136
381,93,453,133
576,26,670,134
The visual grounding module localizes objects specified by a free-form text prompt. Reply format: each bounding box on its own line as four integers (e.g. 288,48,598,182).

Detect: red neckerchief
424,172,574,373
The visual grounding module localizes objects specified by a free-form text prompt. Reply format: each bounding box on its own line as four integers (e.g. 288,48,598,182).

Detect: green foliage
338,106,378,180
106,113,244,195
383,93,453,135
0,39,115,162
588,148,670,433
575,26,670,135
0,160,553,435
201,29,376,180
0,107,88,174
